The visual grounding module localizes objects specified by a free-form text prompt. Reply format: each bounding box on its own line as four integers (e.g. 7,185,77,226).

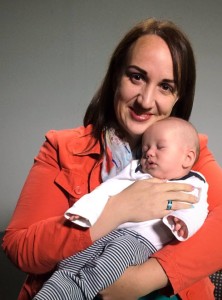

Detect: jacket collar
68,125,102,156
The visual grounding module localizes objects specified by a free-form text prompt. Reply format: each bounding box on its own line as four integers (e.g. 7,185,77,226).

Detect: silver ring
166,200,173,210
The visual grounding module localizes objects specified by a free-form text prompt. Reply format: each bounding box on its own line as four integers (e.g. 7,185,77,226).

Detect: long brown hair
84,18,196,144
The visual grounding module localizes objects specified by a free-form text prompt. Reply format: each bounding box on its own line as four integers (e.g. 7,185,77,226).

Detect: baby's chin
143,168,167,180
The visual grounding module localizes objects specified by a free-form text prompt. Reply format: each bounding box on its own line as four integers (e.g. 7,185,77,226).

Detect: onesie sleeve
65,167,135,227
162,176,208,241
64,181,111,228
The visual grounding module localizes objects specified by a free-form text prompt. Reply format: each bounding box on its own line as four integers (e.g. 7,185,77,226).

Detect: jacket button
74,186,82,195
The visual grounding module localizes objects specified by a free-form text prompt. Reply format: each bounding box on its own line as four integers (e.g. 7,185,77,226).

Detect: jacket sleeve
153,135,222,293
2,131,92,275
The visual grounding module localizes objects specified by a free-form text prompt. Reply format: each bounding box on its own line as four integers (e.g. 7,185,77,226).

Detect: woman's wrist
99,258,169,299
134,258,169,295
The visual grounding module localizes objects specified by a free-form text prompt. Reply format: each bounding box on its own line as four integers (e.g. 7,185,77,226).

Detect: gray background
1,0,222,231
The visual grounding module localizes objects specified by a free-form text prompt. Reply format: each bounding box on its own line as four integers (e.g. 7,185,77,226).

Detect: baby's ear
182,149,196,168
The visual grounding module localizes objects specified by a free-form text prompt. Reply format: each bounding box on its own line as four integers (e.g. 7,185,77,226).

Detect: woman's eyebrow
163,78,176,83
127,65,147,76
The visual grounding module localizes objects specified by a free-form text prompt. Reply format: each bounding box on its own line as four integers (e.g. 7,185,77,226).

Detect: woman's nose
137,85,155,108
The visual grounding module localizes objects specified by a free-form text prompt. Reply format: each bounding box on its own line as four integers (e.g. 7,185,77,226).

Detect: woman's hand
116,178,197,223
98,258,169,300
90,179,196,241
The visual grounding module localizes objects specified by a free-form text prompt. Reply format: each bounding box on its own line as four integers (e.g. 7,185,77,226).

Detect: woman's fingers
139,180,198,205
165,191,197,204
160,181,195,193
164,199,194,212
110,180,197,223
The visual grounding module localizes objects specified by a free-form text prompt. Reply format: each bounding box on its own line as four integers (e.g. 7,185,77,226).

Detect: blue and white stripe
33,229,157,300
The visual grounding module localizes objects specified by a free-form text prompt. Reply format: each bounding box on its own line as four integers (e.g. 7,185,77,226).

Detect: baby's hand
66,214,80,222
168,216,188,238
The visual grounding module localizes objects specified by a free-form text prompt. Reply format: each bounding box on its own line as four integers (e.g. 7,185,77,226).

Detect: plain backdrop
1,0,222,231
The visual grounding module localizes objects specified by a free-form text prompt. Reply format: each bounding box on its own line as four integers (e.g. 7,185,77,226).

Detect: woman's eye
132,73,141,80
162,83,171,91
161,83,175,94
129,73,144,82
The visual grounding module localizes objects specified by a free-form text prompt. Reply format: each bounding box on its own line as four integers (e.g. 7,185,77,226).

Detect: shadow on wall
0,232,26,299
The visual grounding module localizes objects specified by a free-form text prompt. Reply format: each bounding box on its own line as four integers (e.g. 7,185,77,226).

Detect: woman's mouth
129,107,153,122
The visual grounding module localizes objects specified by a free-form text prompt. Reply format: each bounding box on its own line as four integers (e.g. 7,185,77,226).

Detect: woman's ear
182,149,196,168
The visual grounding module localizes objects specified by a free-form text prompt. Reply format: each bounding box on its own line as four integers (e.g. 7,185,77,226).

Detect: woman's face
114,34,178,148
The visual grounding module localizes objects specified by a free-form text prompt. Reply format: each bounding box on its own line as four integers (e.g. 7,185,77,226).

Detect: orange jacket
2,125,222,299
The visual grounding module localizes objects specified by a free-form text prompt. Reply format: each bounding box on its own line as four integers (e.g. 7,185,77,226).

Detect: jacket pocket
55,168,88,206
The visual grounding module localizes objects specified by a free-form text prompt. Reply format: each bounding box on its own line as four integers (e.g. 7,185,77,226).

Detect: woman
2,18,222,300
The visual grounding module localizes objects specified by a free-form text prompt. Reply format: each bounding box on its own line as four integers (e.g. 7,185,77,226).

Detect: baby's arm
162,175,208,241
64,185,110,227
65,168,134,227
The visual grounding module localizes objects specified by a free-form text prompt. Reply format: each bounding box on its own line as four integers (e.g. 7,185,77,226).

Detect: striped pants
33,229,157,300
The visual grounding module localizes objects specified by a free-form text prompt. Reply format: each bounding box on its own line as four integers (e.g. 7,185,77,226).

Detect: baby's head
140,117,199,180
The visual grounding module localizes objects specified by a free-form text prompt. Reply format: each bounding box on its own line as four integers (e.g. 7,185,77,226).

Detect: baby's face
140,124,188,180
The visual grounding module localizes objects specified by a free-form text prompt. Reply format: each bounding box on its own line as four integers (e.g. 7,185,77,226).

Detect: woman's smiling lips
129,107,153,122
